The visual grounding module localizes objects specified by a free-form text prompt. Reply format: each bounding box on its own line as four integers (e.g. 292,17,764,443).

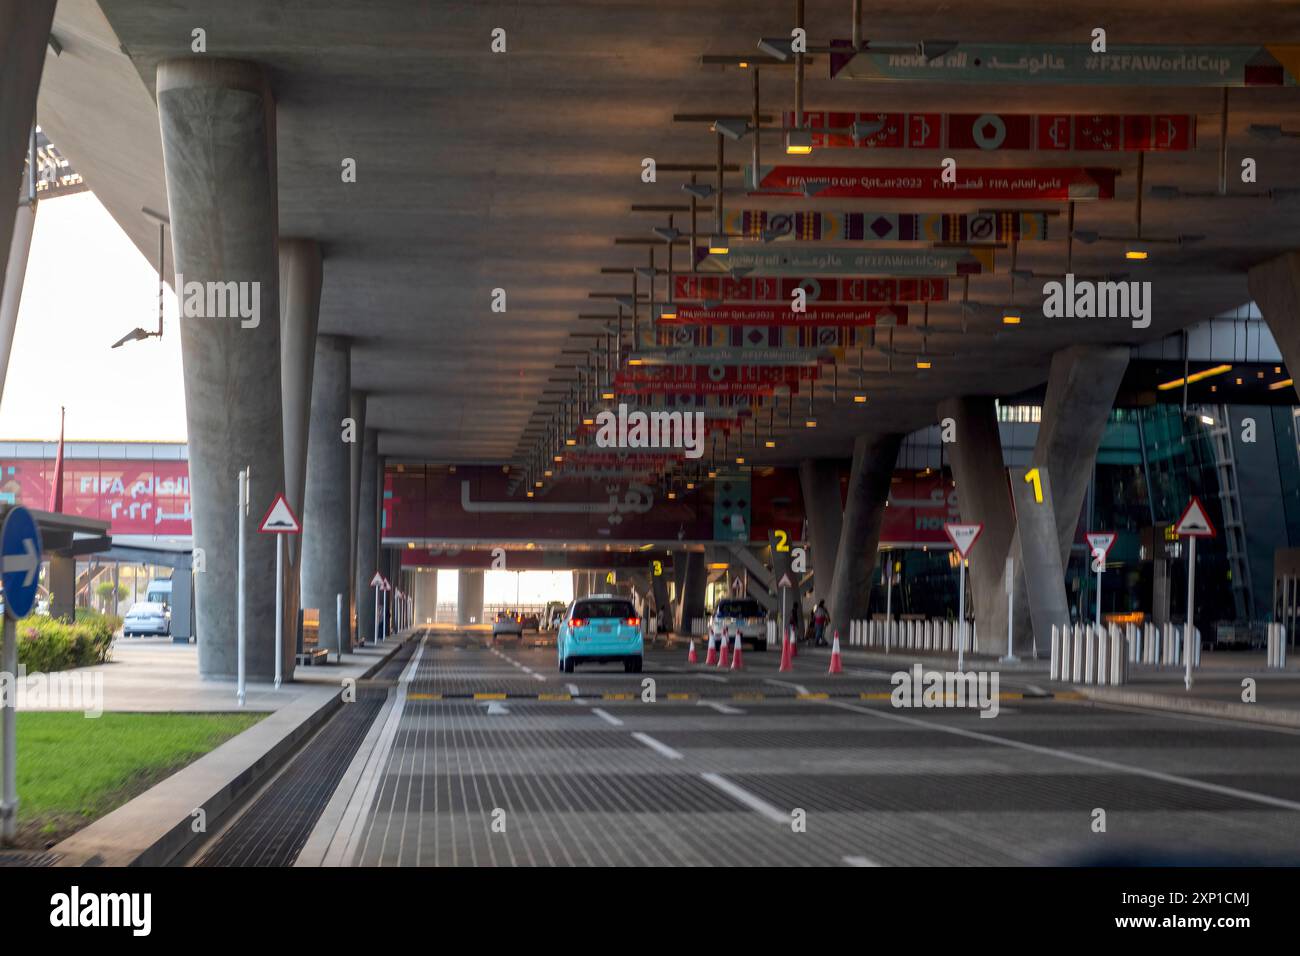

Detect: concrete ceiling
34,0,1300,470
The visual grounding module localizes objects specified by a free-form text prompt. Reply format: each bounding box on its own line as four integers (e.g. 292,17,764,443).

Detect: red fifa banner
673,275,946,304
664,303,907,327
788,111,1195,152
748,165,1118,200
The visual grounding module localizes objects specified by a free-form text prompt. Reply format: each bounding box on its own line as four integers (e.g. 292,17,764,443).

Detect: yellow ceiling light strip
1156,364,1232,391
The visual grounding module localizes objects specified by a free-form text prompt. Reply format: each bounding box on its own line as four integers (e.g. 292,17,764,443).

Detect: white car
710,598,769,651
123,601,170,637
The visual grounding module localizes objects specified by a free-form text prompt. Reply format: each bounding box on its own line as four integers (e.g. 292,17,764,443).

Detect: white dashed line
701,701,743,715
842,855,882,867
591,708,624,726
700,772,788,824
631,732,683,760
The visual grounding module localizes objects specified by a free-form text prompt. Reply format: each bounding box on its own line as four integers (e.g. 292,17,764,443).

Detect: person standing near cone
812,599,830,647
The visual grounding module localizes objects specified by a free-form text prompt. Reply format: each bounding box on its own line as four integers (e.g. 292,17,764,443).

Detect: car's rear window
574,600,635,620
717,600,762,617
129,603,165,614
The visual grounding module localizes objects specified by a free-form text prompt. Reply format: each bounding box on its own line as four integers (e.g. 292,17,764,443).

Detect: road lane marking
765,678,810,695
702,701,743,715
700,772,787,824
591,708,624,726
843,855,882,867
829,701,1300,814
566,683,580,696
485,701,510,715
631,732,683,760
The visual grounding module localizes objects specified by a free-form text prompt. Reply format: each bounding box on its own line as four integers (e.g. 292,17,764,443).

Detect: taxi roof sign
943,522,983,558
1175,496,1217,538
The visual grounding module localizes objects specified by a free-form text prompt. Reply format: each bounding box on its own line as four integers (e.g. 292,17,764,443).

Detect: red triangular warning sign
369,572,385,588
944,522,983,558
258,493,301,534
1175,497,1216,538
1085,531,1117,559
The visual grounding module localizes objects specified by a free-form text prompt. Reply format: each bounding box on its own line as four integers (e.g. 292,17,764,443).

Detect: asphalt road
342,630,1300,866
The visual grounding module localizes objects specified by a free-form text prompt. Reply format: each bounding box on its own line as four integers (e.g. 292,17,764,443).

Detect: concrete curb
51,633,413,868
1078,685,1300,728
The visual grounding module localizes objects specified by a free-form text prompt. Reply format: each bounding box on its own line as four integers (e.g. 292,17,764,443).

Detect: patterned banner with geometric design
785,111,1196,151
672,275,946,303
695,244,996,276
724,209,1049,242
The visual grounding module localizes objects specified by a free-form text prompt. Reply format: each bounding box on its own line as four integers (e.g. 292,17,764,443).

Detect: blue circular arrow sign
2,507,42,620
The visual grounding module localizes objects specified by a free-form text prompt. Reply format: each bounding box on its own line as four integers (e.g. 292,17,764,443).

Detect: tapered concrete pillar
938,396,1018,654
1034,346,1129,569
799,459,845,604
414,568,438,625
457,569,484,625
276,238,320,676
572,570,589,599
1249,252,1300,386
158,59,284,680
0,204,36,402
354,428,379,643
300,335,351,655
347,391,367,646
0,1,54,316
674,551,706,631
48,556,75,623
826,434,902,630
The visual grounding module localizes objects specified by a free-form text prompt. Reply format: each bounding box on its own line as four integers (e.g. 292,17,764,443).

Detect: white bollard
1071,623,1084,682
1050,624,1061,680
1084,624,1097,684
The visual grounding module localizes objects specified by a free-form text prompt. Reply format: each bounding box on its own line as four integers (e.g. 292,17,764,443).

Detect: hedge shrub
17,611,119,672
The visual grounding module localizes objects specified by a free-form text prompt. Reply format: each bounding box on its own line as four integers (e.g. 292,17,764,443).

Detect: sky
0,191,187,441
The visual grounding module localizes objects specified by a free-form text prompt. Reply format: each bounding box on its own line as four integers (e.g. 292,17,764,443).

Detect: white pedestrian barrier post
1071,623,1084,682
337,593,344,662
1050,625,1060,679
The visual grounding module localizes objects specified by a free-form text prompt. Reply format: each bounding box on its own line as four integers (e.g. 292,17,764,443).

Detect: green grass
13,711,264,846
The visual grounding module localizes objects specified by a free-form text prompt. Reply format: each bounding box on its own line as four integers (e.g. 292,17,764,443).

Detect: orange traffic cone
718,627,732,668
730,631,745,670
704,633,718,666
828,631,844,675
687,639,698,664
778,626,794,672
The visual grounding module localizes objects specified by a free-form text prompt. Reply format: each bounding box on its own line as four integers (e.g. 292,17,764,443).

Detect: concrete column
0,1,54,314
300,335,351,655
457,569,484,625
158,59,284,680
826,434,902,630
0,204,37,402
799,459,844,603
414,568,438,625
354,428,379,643
572,570,589,599
48,556,75,623
347,391,367,646
1249,252,1300,386
1033,345,1129,570
938,396,1018,654
277,238,320,675
675,551,706,632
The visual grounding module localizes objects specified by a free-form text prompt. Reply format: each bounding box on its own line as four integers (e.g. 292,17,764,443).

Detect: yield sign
258,493,301,534
944,522,984,558
369,572,385,588
1175,496,1217,537
1085,531,1117,560
777,572,795,589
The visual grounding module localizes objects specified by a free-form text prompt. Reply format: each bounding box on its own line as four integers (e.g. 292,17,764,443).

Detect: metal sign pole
373,586,379,644
274,534,283,689
957,556,967,672
1185,536,1197,690
237,467,247,707
1095,560,1103,628
1,617,16,842
336,593,343,662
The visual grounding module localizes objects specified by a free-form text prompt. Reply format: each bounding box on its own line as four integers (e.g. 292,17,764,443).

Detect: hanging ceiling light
785,128,814,155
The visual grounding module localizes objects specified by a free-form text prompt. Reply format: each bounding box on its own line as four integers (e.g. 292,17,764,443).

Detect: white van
145,579,172,608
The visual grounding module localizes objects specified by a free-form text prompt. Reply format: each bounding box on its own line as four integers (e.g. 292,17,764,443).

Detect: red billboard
0,457,192,535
